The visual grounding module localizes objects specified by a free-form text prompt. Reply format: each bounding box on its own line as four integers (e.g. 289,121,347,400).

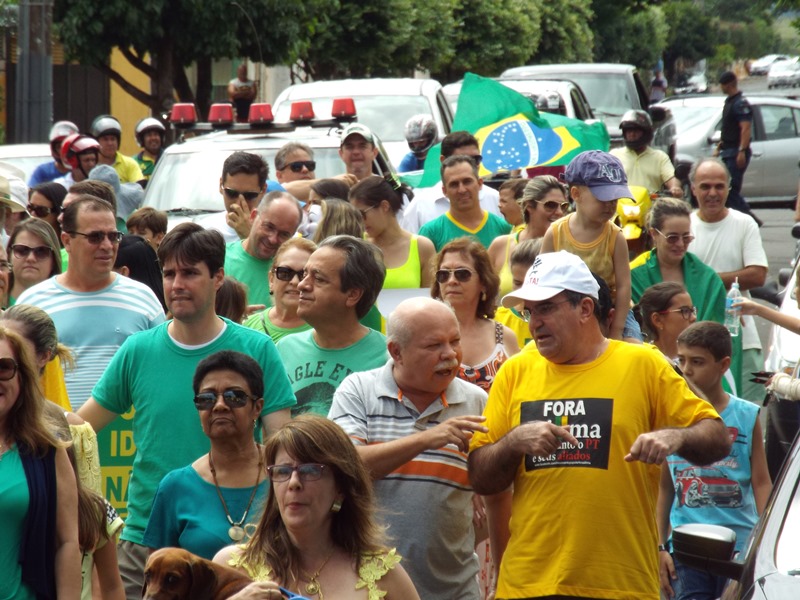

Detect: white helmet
404,114,438,157
134,117,166,147
49,121,79,144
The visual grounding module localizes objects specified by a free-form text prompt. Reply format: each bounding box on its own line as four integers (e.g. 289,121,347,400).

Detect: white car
768,60,800,89
750,54,793,76
272,78,454,168
0,143,52,182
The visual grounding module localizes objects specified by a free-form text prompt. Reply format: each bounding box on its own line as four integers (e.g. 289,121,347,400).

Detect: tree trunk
152,35,177,118
195,57,213,121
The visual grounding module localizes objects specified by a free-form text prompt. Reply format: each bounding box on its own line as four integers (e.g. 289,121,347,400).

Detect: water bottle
725,278,742,337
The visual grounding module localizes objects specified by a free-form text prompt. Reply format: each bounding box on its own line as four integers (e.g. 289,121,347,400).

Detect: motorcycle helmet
404,114,438,157
60,134,101,172
619,109,653,151
49,121,79,144
90,114,122,143
134,117,166,147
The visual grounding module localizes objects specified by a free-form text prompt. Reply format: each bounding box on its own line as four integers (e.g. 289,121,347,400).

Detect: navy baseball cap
563,150,633,201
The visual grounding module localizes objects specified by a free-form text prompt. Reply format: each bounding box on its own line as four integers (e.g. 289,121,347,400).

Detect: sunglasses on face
535,199,570,212
27,203,56,218
273,266,305,282
193,388,254,410
282,160,316,173
435,268,475,284
0,357,18,381
12,244,52,261
655,229,695,246
223,187,261,202
69,230,124,244
266,463,327,482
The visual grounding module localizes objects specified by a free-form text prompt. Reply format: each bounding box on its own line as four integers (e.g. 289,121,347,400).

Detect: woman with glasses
28,181,67,240
215,415,419,599
636,281,698,364
349,175,435,288
244,238,316,343
488,176,569,297
0,326,81,599
6,219,62,306
143,350,268,560
630,197,726,325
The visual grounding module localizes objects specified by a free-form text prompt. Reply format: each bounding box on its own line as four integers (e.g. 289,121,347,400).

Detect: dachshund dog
142,547,253,600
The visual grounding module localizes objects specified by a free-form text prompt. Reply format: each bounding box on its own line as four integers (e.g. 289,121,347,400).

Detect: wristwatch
658,543,670,552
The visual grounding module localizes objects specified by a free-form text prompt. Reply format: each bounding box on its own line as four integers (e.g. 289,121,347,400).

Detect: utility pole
15,0,53,142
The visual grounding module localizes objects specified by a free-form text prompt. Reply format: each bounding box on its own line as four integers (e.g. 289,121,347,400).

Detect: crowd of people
0,88,786,600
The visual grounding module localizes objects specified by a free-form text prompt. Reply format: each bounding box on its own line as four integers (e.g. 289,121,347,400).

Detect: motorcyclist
133,117,167,183
55,134,101,187
28,121,80,186
398,114,438,173
611,110,683,198
89,114,144,184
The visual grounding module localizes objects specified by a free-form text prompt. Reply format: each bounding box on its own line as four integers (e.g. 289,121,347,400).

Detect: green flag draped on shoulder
402,72,610,188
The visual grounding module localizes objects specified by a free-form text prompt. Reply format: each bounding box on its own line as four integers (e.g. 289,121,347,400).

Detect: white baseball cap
501,250,599,307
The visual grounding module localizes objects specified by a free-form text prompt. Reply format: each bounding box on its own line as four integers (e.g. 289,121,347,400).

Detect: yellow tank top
383,236,422,289
551,215,619,299
497,233,516,299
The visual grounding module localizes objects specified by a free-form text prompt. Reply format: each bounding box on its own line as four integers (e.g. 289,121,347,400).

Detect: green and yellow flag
402,72,610,188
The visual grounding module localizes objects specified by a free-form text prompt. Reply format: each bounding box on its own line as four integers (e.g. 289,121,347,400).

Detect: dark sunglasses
193,389,254,411
223,187,261,202
273,266,305,282
535,199,570,212
266,463,327,482
11,244,53,261
435,268,475,284
69,230,124,244
0,357,18,381
27,203,56,218
283,160,316,173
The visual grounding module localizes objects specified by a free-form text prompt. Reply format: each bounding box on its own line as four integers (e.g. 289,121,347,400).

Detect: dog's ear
186,556,218,600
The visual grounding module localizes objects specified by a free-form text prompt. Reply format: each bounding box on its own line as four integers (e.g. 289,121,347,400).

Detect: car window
761,105,797,140
564,74,632,116
144,145,345,212
571,89,589,120
274,96,432,143
774,475,800,573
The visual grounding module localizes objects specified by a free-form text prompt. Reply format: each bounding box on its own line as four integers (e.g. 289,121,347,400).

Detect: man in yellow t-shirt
468,251,731,600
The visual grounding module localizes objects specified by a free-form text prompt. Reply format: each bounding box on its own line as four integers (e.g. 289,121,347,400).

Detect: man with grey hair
223,190,302,306
689,156,768,402
276,234,388,416
329,296,490,599
274,142,316,184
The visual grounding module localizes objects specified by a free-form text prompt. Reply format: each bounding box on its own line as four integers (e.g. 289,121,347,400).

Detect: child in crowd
126,206,168,250
657,321,772,600
541,150,636,340
495,238,541,348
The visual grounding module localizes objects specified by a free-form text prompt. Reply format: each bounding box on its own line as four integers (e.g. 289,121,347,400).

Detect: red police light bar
248,103,274,125
208,103,234,127
331,98,356,118
290,101,315,122
169,103,198,127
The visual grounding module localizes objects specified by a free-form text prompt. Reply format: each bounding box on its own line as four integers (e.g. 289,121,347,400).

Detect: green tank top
0,446,37,600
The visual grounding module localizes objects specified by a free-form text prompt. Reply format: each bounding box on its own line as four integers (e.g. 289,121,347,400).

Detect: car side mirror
672,524,744,582
792,222,800,240
708,131,721,145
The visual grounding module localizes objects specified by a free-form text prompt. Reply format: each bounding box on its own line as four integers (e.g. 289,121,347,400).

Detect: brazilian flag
402,72,610,188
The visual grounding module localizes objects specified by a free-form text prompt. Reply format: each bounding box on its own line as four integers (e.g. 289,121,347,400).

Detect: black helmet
90,114,122,143
134,117,166,147
619,110,653,151
404,114,438,157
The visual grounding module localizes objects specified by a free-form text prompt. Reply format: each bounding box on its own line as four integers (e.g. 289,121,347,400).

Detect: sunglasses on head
435,268,475,284
223,187,261,202
283,160,316,173
27,203,56,218
273,266,305,282
11,244,52,261
0,357,18,381
193,389,254,411
69,230,124,244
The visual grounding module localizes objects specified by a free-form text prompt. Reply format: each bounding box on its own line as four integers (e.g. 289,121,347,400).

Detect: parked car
671,430,800,600
143,112,395,237
768,59,800,88
750,53,793,76
272,78,454,168
442,78,597,124
659,94,800,204
0,143,52,182
499,63,677,159
674,71,709,95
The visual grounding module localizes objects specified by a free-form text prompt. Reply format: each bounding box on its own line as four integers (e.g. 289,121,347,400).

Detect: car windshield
275,96,431,143
144,145,344,212
560,74,632,117
666,105,721,135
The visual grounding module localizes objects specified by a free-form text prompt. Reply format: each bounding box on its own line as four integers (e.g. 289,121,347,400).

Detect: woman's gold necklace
208,446,263,542
301,547,336,598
